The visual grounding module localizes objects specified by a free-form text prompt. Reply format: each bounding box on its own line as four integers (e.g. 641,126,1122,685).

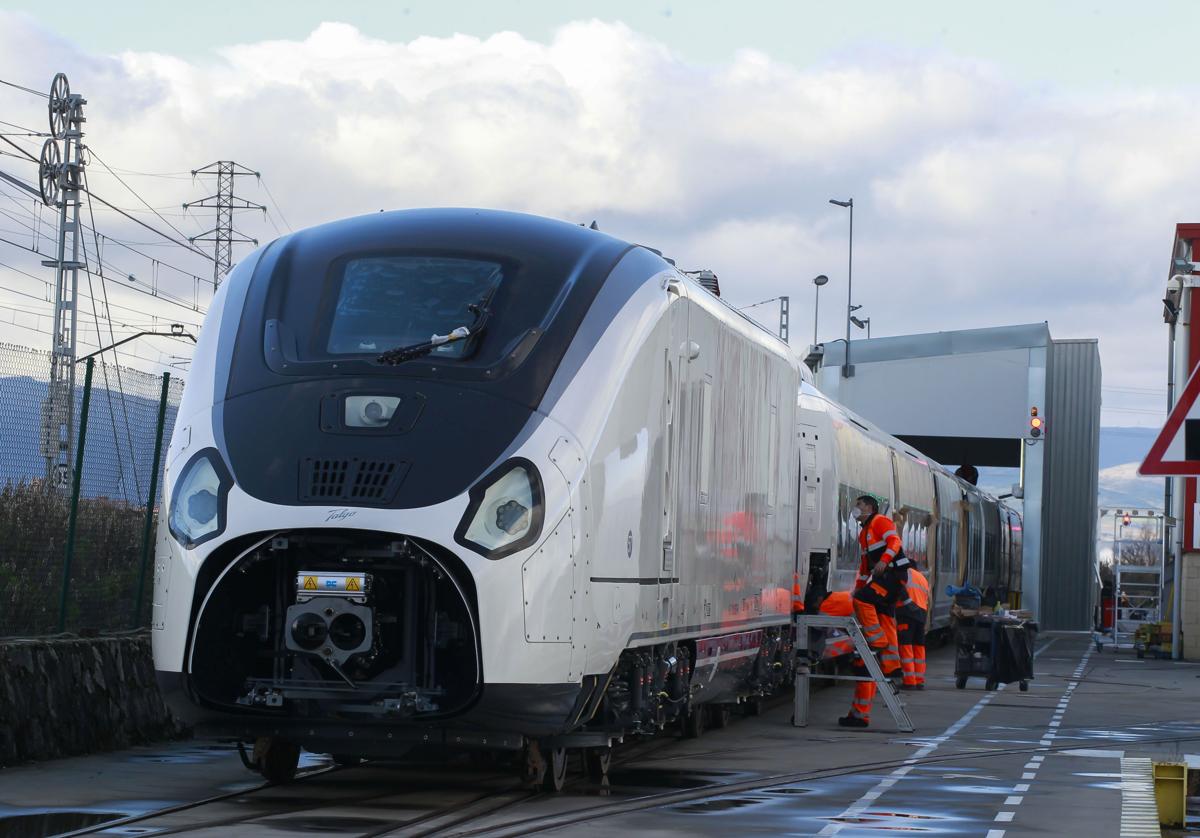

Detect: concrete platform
1,632,1198,837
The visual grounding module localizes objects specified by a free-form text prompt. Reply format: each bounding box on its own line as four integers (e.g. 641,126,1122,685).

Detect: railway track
52,723,1200,838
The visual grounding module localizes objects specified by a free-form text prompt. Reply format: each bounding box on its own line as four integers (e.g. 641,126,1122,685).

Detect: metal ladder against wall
1110,564,1163,654
793,614,914,732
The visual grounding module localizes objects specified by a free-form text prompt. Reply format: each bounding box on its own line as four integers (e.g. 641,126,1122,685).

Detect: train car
152,208,804,787
795,384,1021,633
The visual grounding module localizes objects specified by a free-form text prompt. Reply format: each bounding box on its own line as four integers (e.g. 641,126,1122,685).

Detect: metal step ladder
792,613,914,732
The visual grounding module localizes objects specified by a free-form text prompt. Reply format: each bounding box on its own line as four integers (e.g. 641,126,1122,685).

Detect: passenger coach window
324,256,503,357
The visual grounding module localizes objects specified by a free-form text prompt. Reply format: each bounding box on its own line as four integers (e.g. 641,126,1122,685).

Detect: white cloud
0,14,1191,417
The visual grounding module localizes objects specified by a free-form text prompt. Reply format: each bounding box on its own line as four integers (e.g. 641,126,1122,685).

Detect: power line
0,118,49,135
0,135,38,163
0,230,208,318
259,177,293,233
88,146,206,252
0,77,49,98
81,169,141,503
82,185,214,262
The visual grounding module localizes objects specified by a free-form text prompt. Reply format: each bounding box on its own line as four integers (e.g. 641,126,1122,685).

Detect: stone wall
0,633,184,766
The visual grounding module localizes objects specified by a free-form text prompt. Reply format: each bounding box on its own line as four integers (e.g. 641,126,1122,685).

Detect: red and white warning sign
1141,364,1200,475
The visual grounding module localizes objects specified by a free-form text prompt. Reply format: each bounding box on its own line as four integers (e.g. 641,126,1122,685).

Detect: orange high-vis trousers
852,581,890,650
849,658,875,721
879,610,901,676
898,604,928,687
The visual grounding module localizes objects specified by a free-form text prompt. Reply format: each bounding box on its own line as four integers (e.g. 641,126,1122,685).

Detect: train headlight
454,458,545,559
168,449,232,548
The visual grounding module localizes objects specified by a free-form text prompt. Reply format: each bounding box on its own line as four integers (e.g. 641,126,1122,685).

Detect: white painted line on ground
1119,757,1163,837
1013,783,1030,792
1056,749,1125,759
995,811,1015,822
1022,772,1036,780
1004,796,1024,805
815,634,1070,837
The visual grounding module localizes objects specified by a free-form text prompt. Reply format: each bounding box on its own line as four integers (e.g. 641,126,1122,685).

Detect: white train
152,209,1019,786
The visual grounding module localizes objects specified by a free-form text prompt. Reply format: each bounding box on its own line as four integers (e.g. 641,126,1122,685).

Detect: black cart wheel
1019,681,1029,692
255,737,300,784
985,678,998,691
955,676,967,689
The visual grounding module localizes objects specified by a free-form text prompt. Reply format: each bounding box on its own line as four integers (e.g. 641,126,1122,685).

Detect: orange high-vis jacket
901,568,930,611
856,513,903,587
819,590,854,617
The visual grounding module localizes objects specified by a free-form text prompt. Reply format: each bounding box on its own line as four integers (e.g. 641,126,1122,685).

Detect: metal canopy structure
815,323,1102,630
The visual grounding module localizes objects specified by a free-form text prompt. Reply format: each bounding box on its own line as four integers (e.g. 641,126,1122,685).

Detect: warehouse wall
1039,339,1102,630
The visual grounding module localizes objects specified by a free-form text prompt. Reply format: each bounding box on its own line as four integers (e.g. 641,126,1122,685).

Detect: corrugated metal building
1041,340,1103,630
817,325,1101,629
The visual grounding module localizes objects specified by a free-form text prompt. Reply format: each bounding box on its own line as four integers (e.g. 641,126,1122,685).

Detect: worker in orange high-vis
897,564,930,690
817,589,876,720
816,590,856,659
844,495,911,727
792,571,805,614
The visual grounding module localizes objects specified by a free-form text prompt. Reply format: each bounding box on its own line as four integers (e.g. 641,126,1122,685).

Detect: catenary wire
0,77,50,98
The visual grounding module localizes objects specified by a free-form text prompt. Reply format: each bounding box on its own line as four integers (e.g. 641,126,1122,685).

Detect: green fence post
58,356,94,634
133,372,170,628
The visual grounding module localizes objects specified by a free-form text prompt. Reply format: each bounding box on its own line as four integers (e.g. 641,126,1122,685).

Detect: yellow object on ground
1152,761,1186,827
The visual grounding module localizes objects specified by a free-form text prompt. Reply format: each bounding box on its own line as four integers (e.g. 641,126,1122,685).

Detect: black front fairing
221,209,631,509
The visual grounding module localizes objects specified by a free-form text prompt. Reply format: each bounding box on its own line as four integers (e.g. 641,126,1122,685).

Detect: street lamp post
851,314,871,339
811,274,828,346
829,198,854,377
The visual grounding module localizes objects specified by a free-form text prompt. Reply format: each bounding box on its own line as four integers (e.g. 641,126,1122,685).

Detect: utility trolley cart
953,613,1037,692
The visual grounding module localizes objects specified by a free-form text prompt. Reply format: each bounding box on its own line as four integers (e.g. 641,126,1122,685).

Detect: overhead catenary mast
184,161,264,288
37,73,87,489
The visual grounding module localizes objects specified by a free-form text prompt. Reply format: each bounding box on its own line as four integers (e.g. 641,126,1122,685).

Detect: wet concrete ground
1,632,1198,836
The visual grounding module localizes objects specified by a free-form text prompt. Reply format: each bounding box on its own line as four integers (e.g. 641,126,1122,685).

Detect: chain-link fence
0,342,184,637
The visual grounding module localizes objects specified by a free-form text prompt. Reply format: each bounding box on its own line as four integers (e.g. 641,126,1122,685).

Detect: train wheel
584,746,612,783
985,679,998,691
254,737,300,784
955,676,967,689
683,706,705,739
542,747,568,792
709,704,732,729
1019,681,1029,692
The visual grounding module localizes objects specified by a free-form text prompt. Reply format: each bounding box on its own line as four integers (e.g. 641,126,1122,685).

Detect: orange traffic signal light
1122,513,1131,526
1030,407,1043,438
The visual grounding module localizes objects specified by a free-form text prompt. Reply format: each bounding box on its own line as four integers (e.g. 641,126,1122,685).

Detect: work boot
916,683,926,690
899,683,920,691
838,714,869,728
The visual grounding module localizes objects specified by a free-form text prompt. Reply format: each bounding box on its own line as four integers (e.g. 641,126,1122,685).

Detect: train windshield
324,256,503,358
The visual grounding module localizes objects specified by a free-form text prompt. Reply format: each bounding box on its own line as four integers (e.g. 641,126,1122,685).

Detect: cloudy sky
0,1,1195,427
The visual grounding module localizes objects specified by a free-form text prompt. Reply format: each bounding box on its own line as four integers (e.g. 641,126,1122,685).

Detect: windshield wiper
376,303,492,366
